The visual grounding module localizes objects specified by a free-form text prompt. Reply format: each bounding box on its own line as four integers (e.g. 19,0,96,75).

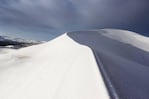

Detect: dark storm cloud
0,0,149,40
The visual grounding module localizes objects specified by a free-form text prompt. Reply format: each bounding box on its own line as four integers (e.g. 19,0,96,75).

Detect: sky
0,0,149,41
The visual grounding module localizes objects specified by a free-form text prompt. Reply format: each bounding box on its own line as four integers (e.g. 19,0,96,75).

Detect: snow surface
67,29,149,99
99,29,149,52
0,29,149,99
0,34,109,99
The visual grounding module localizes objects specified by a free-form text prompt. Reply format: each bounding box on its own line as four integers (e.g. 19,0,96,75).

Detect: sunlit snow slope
0,34,109,99
67,29,149,99
0,29,149,99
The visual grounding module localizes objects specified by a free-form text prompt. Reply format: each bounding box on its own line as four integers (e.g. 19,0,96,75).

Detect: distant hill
0,35,42,49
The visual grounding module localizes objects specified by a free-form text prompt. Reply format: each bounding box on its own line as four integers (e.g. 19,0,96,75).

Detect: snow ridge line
92,50,119,99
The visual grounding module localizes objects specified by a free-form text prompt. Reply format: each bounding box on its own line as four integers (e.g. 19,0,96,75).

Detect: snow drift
0,33,109,99
0,29,149,99
68,29,149,99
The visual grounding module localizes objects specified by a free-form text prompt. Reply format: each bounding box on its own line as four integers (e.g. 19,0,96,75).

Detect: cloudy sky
0,0,149,40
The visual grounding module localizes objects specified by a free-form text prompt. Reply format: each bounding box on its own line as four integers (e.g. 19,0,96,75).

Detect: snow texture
0,29,149,99
67,29,149,99
0,34,109,99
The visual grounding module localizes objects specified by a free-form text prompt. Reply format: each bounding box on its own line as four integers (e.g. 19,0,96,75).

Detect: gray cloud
0,0,149,40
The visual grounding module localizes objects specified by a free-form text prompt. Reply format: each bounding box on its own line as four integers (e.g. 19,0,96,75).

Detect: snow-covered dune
68,29,149,99
0,29,149,99
0,34,109,99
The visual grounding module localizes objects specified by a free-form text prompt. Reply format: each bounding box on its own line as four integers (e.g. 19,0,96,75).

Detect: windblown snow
0,29,149,99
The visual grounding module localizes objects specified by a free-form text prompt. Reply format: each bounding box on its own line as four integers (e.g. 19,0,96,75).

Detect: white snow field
0,29,149,99
0,34,109,99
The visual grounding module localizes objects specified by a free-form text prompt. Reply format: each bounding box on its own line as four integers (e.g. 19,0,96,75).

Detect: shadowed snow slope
0,34,109,99
67,29,149,99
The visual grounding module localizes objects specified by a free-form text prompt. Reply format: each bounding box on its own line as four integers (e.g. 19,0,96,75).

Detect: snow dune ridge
0,29,148,99
0,33,109,99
